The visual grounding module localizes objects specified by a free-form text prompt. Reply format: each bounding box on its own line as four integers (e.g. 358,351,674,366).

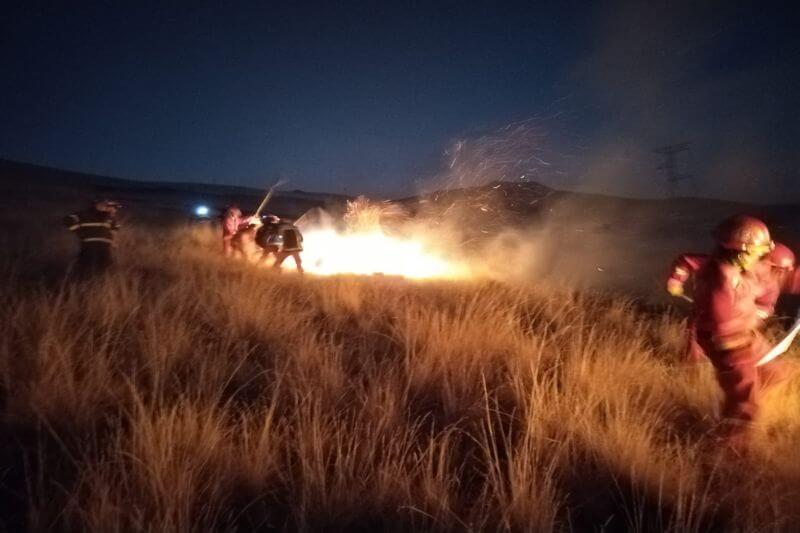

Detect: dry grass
2,224,800,532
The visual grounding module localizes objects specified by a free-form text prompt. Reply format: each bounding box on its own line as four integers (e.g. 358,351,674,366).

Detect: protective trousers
696,331,790,424
222,235,234,257
76,242,113,275
274,251,304,274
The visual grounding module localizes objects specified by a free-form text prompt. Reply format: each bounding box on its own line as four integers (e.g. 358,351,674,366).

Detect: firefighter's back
280,223,303,252
64,201,120,274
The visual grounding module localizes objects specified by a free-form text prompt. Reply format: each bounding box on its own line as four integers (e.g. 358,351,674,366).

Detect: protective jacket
255,222,303,252
693,259,760,351
64,208,120,245
279,223,303,252
64,207,119,273
668,252,784,320
223,210,245,237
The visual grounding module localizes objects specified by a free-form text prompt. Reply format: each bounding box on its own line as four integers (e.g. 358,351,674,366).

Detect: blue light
195,205,210,217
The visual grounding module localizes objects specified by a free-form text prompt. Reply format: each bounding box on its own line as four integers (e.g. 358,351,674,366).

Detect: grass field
2,224,800,531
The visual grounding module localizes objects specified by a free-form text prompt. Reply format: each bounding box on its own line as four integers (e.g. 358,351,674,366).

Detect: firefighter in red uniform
753,243,797,319
222,205,248,258
667,242,797,361
689,215,788,444
232,218,261,263
64,199,121,275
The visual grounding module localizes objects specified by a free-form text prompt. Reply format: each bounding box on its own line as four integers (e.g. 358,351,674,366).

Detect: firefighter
274,219,304,274
667,242,798,361
753,243,796,319
690,215,788,445
231,218,261,263
255,215,304,273
669,243,797,317
255,215,282,265
63,199,121,275
222,205,246,258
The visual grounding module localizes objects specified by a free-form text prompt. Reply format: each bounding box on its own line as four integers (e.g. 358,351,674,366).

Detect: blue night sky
2,1,798,201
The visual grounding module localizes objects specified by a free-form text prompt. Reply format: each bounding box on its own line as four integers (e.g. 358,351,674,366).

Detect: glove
667,280,684,297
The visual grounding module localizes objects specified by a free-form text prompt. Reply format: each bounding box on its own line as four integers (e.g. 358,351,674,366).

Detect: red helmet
713,215,773,253
764,242,795,269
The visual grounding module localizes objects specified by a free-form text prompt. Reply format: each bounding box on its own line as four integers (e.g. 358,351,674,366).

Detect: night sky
2,1,798,201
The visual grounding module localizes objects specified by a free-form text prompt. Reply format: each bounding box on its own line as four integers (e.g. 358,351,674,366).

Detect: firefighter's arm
755,277,779,319
63,214,80,231
667,254,696,296
682,254,708,272
237,215,255,230
667,253,709,297
710,274,753,351
755,302,773,321
666,262,688,296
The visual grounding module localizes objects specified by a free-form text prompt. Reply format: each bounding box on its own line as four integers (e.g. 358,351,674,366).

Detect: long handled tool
756,315,800,367
253,179,286,219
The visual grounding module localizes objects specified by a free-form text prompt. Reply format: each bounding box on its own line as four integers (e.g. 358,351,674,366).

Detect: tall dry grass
2,224,800,531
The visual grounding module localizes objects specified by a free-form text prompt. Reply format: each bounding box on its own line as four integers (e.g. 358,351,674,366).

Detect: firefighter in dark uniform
274,219,304,274
255,215,281,264
64,199,121,275
256,215,304,273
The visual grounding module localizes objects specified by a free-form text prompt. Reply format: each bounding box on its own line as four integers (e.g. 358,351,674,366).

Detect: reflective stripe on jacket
64,209,119,244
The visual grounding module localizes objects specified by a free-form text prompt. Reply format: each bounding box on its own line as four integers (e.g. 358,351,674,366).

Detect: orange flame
296,197,471,279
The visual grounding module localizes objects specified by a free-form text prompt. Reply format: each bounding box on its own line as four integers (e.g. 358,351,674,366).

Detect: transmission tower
654,142,692,197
